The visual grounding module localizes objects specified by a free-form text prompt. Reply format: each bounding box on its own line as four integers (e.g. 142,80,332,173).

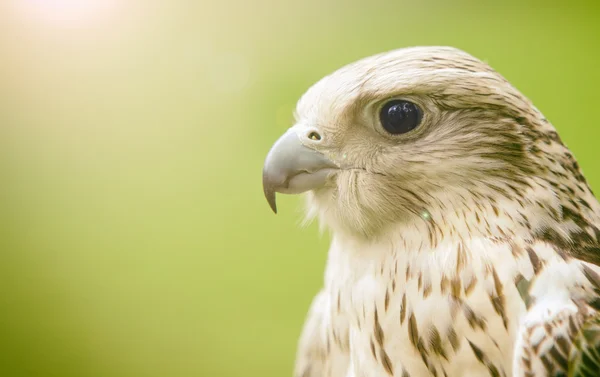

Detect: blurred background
0,1,599,376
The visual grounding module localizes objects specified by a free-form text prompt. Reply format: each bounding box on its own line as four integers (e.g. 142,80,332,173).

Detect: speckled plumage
269,47,600,377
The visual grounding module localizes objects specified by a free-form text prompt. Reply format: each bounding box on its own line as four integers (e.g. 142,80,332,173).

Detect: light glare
17,0,115,25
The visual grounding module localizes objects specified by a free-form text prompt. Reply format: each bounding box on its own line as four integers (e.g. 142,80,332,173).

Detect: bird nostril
307,131,322,141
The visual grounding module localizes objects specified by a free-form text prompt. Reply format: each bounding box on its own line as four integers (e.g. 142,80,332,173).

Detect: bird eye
379,100,422,135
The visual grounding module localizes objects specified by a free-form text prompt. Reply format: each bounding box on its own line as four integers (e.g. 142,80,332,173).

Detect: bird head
263,47,600,242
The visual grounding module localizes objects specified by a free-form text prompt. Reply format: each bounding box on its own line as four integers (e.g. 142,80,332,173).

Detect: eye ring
379,100,422,135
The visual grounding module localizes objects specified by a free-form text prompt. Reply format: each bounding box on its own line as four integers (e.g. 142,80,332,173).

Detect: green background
0,1,599,376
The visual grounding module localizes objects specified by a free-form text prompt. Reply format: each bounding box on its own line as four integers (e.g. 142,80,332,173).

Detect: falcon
262,46,600,377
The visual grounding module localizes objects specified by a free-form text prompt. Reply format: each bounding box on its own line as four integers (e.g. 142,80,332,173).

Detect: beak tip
264,189,278,214
263,170,278,214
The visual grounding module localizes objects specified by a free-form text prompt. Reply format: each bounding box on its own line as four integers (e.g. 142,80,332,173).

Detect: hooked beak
262,129,338,214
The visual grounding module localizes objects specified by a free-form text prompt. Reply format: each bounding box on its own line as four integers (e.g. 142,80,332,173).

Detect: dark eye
379,100,422,135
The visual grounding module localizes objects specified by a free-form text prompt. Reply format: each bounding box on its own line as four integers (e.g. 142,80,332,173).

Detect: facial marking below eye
379,100,422,135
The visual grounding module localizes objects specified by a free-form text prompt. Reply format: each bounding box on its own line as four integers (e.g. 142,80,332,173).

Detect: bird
261,46,600,377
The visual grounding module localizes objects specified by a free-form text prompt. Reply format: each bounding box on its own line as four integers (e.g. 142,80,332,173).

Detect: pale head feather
293,46,600,263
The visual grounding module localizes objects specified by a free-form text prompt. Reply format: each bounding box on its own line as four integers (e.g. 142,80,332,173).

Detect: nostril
307,131,322,141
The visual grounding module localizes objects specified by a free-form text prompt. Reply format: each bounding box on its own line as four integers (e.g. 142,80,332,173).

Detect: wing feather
569,314,600,377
